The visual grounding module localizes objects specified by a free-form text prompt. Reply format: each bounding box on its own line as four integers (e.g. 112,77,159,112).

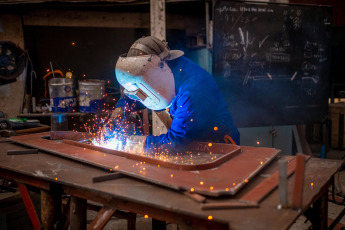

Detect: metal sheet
11,132,280,196
63,139,241,171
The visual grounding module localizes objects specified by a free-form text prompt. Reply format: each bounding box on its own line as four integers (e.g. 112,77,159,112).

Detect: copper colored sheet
63,139,241,171
10,132,280,196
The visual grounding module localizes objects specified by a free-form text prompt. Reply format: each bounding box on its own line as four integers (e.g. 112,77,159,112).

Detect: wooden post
41,188,61,230
70,196,87,230
150,0,166,40
150,0,169,136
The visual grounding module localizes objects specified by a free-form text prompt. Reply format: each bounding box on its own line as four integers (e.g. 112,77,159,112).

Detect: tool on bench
198,155,309,210
0,111,49,137
92,172,124,183
7,149,38,155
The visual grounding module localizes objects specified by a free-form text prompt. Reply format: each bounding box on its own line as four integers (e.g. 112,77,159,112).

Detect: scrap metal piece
183,191,207,203
279,159,288,208
92,172,123,183
201,200,259,210
241,156,310,203
50,131,92,141
292,154,306,210
7,149,38,155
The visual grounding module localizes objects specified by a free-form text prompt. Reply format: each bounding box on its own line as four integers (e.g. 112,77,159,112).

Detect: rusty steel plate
10,132,280,196
63,139,241,171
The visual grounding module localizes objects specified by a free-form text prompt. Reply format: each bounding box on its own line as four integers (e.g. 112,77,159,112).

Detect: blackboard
213,1,332,127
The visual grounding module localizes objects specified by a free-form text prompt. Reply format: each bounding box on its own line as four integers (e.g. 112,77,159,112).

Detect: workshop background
1,0,345,229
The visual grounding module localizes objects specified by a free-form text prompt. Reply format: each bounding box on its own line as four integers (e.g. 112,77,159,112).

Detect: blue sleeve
116,95,146,115
144,92,207,154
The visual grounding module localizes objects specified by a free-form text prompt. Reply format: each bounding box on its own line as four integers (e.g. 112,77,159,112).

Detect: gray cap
127,36,184,61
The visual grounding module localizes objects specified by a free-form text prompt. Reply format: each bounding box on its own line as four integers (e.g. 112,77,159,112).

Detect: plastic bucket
78,80,106,113
49,78,77,113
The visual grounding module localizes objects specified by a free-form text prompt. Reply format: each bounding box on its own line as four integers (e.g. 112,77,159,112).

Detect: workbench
0,137,342,230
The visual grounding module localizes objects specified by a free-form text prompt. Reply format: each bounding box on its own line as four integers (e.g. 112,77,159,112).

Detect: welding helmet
115,54,176,110
115,36,184,110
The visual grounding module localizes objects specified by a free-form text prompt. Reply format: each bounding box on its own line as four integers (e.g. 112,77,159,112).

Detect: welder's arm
144,92,203,154
110,107,124,119
114,95,146,117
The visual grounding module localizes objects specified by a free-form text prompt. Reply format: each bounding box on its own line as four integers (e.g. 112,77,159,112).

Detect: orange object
43,70,64,98
224,134,237,145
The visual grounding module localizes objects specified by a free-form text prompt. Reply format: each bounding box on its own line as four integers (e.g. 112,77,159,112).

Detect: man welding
112,36,239,155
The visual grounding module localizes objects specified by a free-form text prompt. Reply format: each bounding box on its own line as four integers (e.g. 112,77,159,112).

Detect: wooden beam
23,10,150,28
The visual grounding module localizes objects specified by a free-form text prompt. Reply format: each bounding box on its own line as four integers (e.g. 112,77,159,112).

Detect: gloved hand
107,107,143,136
110,107,125,120
124,135,147,154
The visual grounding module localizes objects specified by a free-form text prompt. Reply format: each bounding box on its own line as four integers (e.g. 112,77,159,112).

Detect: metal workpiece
11,132,279,197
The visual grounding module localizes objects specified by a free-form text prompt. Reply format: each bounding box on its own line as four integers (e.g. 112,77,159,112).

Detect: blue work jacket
117,56,240,154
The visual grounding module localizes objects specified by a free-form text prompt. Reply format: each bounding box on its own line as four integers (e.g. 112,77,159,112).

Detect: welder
112,36,240,154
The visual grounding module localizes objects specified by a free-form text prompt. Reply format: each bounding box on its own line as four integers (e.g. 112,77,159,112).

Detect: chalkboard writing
213,1,332,127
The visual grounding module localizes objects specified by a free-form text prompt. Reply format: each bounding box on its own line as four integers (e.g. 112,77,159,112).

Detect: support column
41,188,61,230
70,196,87,230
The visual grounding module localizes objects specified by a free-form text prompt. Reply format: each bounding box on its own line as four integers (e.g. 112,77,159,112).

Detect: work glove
124,135,147,154
107,107,143,136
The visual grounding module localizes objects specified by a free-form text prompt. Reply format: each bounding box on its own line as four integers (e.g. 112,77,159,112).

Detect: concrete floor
1,149,345,230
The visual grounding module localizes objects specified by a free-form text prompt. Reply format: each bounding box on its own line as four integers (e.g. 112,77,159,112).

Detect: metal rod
17,183,41,230
278,159,288,208
50,61,55,78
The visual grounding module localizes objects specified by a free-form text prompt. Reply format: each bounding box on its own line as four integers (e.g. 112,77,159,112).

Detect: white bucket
49,78,77,112
78,80,106,113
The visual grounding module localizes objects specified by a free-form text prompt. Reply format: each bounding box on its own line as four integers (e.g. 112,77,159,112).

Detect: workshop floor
1,149,345,230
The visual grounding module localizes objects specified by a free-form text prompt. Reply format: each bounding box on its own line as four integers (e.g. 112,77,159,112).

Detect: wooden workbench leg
152,219,166,230
70,196,87,230
41,188,61,230
312,191,328,230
